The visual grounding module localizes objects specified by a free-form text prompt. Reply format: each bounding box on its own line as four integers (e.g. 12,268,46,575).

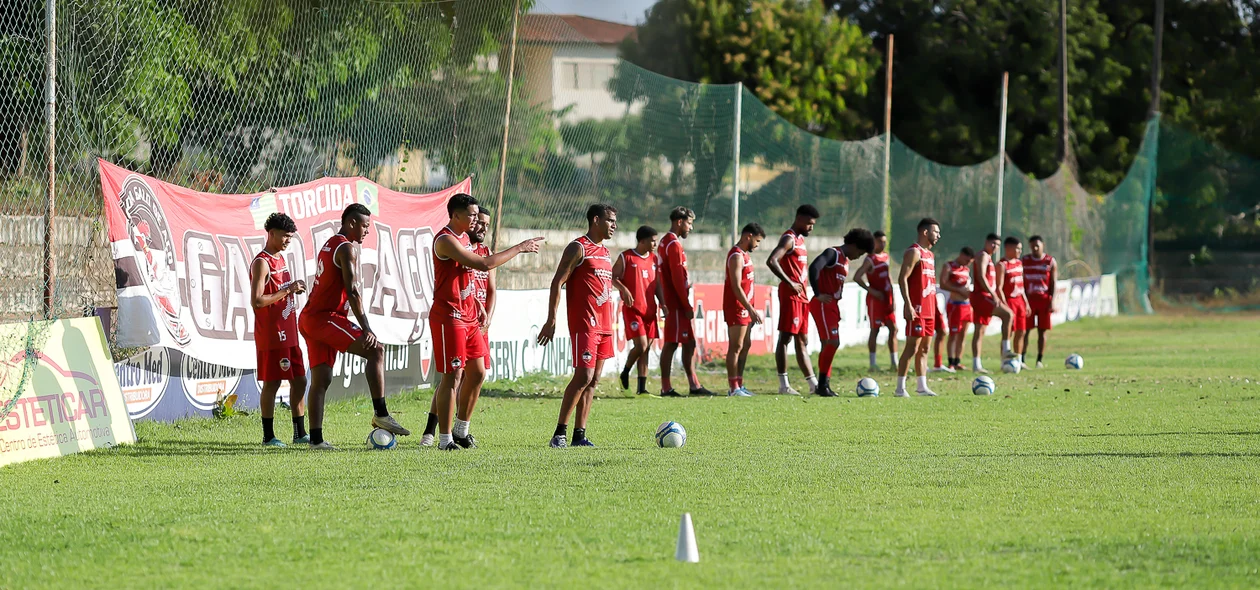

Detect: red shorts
1028,295,1053,330
724,303,752,326
623,308,659,339
571,331,614,369
257,345,306,382
299,312,362,368
431,316,487,373
946,301,973,334
906,308,936,339
1007,297,1029,332
479,327,492,368
778,293,809,335
866,294,897,328
971,296,996,327
664,308,695,344
809,299,841,340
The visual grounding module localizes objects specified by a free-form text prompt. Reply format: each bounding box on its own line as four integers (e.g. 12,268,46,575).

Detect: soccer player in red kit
969,233,1014,373
807,228,875,397
853,230,898,372
1021,235,1057,368
940,247,975,372
430,194,543,450
250,213,307,447
997,236,1030,367
298,204,409,449
766,204,820,395
538,204,618,447
613,225,663,395
894,218,941,397
657,207,715,397
724,223,766,397
419,208,497,447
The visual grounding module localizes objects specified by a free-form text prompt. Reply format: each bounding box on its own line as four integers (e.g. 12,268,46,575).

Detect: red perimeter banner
100,159,471,369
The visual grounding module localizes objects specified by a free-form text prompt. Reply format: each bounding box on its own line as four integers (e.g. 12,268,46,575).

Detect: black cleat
660,389,683,397
571,438,596,447
549,435,568,448
454,434,477,449
689,387,716,396
815,377,838,397
636,388,651,395
438,440,463,451
619,370,630,390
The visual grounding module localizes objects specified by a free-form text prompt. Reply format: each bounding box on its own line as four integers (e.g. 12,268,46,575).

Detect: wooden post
491,0,521,252
881,34,894,237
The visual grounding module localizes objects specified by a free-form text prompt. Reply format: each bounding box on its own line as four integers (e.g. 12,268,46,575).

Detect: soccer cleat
419,434,435,447
438,440,463,451
619,370,630,390
929,366,948,373
292,434,311,445
571,438,596,447
814,378,837,397
973,367,990,374
941,366,956,374
689,387,716,396
893,389,910,398
778,385,801,396
660,389,683,397
916,389,939,397
950,364,966,372
549,435,568,448
263,438,287,448
309,441,337,451
868,365,881,373
371,415,411,436
454,434,477,449
1036,361,1045,369
636,389,652,396
728,388,754,397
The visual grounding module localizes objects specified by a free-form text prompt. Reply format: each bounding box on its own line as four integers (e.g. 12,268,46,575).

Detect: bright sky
531,0,657,24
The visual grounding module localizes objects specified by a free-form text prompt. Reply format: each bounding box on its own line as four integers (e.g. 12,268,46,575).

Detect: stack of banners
1,318,136,468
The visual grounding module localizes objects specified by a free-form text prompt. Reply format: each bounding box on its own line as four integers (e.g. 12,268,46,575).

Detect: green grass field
2,314,1259,588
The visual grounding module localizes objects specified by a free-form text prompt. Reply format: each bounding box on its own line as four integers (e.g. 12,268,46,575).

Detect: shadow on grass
952,451,1260,459
1072,431,1260,437
99,439,314,458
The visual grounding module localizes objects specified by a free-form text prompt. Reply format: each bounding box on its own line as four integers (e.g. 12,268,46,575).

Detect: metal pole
490,0,521,252
731,83,742,244
42,0,56,320
1059,0,1069,163
1150,0,1163,115
881,34,893,236
996,72,1009,236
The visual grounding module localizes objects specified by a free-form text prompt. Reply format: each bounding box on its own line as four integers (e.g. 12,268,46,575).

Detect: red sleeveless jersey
1000,258,1025,299
471,242,491,308
815,247,849,300
971,253,998,303
945,260,972,291
657,232,691,312
253,250,298,349
723,246,754,312
776,230,808,302
307,234,352,316
432,226,477,325
1021,254,1055,297
619,249,658,317
865,251,892,299
906,243,937,314
567,235,613,334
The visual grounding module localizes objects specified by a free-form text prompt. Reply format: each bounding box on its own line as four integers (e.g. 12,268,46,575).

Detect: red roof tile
518,14,636,45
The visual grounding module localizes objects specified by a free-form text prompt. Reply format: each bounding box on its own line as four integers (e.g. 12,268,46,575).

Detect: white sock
453,419,470,438
890,352,899,366
1001,339,1011,355
896,376,907,391
438,433,453,446
869,352,878,366
778,373,790,388
917,375,929,390
973,357,983,370
805,375,818,389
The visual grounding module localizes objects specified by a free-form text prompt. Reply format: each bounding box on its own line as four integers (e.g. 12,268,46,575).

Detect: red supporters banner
100,159,471,369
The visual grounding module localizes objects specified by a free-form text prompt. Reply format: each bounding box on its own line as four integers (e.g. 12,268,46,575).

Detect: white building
516,14,639,123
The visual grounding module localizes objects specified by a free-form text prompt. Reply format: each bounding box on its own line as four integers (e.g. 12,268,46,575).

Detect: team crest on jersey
451,358,463,369
830,328,839,335
279,358,291,371
581,351,593,363
630,321,640,330
793,317,800,326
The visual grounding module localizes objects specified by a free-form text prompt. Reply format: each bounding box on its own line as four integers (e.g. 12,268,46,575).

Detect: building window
561,62,615,91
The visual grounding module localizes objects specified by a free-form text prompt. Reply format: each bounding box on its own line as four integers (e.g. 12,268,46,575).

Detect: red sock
737,377,743,388
662,376,672,392
820,344,838,377
728,377,740,391
934,351,943,367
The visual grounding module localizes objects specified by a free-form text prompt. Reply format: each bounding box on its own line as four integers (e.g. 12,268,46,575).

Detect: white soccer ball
1001,358,1022,374
972,376,996,396
366,428,397,450
656,421,687,448
1065,354,1084,370
856,377,880,397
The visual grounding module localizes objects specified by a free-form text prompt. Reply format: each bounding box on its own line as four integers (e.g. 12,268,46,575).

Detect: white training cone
675,513,699,563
